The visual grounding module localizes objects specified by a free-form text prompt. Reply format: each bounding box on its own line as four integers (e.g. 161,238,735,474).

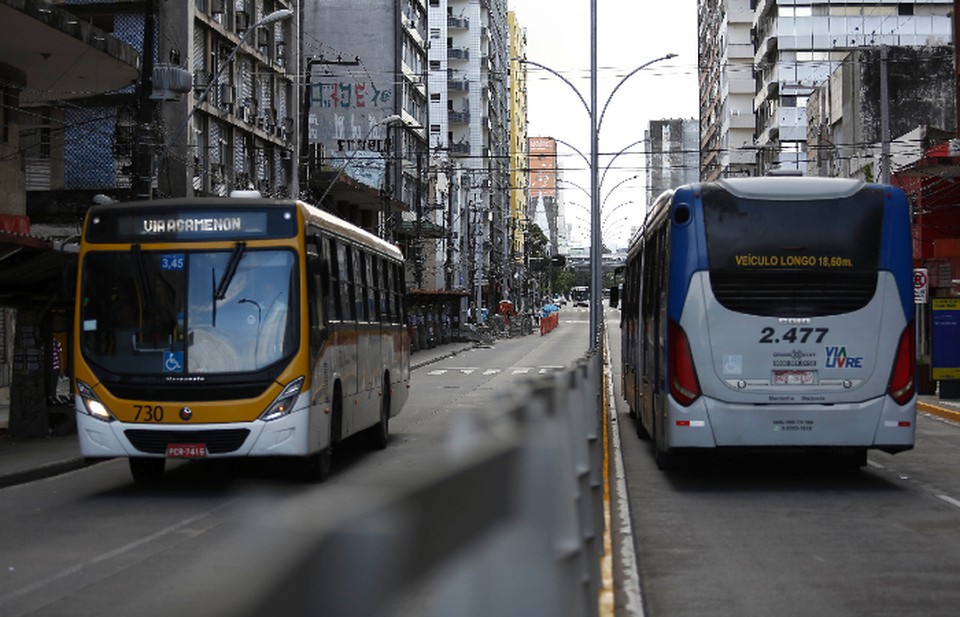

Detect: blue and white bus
620,177,916,469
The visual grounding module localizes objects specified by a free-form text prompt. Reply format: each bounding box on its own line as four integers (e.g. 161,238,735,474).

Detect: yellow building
508,12,528,263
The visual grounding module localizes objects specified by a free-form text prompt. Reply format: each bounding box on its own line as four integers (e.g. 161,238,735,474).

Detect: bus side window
353,247,366,322
384,260,395,324
377,259,393,323
307,243,324,361
394,263,405,323
336,241,353,321
364,252,378,323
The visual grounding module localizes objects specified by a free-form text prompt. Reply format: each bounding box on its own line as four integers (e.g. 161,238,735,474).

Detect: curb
411,343,479,370
0,457,100,490
918,400,960,424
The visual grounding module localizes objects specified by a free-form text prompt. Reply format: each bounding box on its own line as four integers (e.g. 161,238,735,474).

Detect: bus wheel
302,447,332,483
635,411,651,440
129,457,165,484
367,376,390,450
653,415,674,470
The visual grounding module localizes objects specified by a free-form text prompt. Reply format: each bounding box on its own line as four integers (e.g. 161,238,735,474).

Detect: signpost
914,268,928,304
932,298,960,398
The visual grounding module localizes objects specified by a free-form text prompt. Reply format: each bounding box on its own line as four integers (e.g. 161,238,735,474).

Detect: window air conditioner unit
220,84,235,106
194,70,210,91
235,11,249,32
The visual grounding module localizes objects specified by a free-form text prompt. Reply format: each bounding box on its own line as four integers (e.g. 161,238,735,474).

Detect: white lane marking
604,332,645,616
936,494,960,510
482,369,499,375
0,502,231,605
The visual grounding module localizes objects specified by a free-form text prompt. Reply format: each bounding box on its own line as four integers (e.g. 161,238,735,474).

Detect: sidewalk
0,340,477,489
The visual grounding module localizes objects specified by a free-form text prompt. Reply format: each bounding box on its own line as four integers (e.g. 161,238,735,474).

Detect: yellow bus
73,197,409,483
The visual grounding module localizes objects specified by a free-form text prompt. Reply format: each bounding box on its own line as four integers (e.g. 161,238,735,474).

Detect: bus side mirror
609,285,619,308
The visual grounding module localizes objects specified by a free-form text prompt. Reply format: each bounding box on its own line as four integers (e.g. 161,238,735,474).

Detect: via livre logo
824,346,863,369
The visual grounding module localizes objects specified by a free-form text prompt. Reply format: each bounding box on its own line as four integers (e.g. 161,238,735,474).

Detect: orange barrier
540,312,559,336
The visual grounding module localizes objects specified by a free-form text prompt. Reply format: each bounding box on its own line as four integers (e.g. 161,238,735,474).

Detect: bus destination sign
87,207,297,243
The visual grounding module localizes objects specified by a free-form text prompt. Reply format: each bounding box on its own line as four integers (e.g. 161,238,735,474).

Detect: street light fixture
151,8,294,192
519,49,675,349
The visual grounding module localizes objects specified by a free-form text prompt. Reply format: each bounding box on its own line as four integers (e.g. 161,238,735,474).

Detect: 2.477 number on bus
758,327,828,344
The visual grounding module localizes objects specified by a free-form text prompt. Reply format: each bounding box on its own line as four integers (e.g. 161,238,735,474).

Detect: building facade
301,0,428,247
749,0,952,174
698,0,754,179
427,0,510,313
645,118,700,205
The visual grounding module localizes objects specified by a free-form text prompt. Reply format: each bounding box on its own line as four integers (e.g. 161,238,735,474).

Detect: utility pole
132,0,156,199
879,45,891,184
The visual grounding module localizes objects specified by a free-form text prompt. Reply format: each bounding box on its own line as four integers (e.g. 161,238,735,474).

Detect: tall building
645,118,700,205
749,0,952,175
158,1,297,199
806,45,956,179
698,0,754,179
508,12,528,303
427,0,510,311
301,0,428,251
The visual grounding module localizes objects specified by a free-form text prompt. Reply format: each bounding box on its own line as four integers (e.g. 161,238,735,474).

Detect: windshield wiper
212,242,246,327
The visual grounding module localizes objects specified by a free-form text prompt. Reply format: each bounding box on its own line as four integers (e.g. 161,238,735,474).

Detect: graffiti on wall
307,81,392,109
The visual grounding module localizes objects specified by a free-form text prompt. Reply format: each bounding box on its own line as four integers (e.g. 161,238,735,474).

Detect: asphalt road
605,310,960,617
0,310,593,617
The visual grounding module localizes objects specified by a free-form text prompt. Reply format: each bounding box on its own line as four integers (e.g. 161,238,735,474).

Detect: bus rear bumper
665,394,916,451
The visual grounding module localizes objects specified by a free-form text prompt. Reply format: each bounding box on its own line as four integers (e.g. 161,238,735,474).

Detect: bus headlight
76,379,116,422
260,376,305,422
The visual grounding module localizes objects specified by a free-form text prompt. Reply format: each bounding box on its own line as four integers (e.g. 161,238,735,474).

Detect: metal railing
196,348,607,617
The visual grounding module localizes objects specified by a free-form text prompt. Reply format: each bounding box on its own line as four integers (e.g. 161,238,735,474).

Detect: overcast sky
508,0,700,248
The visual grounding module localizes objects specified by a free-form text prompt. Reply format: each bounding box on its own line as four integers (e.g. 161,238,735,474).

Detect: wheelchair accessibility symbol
163,351,184,373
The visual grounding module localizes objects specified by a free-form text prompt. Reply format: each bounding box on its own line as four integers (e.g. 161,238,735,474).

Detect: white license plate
166,443,208,458
773,370,817,385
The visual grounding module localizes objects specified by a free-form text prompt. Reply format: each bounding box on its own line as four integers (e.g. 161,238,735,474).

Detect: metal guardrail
199,349,606,617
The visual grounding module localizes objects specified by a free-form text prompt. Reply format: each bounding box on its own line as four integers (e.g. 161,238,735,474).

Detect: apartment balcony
448,16,468,29
448,110,470,124
753,79,778,110
448,47,469,61
450,142,471,156
448,79,470,93
753,33,777,66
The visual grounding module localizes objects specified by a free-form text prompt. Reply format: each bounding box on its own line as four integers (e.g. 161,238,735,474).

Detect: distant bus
570,286,589,307
73,197,409,483
620,177,915,469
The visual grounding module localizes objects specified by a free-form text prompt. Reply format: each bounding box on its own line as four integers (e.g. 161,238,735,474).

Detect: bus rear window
701,185,885,317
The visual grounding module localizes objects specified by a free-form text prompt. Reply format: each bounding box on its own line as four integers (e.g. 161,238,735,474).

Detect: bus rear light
260,376,305,421
669,321,701,407
887,322,915,406
76,379,115,422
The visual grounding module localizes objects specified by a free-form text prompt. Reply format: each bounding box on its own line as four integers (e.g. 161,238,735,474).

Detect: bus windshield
702,185,884,317
80,248,298,375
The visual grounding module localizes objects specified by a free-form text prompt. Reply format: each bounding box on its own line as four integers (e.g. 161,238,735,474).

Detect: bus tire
302,447,332,483
635,411,651,440
129,457,165,484
653,413,674,470
366,374,390,450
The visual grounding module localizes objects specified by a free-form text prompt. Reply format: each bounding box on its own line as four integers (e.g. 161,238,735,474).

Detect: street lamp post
522,48,674,349
150,9,293,196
